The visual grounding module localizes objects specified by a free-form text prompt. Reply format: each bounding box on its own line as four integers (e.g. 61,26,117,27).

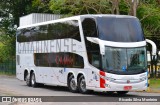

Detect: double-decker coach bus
16,14,149,94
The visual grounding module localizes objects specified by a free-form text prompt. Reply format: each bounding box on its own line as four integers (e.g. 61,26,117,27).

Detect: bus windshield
102,47,147,75
97,17,145,42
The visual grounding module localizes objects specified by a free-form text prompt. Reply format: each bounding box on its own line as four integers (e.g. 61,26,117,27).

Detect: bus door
16,55,23,80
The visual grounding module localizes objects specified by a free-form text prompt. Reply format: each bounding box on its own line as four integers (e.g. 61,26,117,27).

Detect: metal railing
0,59,16,75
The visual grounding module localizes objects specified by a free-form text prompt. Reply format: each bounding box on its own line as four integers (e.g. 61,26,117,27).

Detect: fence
0,59,16,75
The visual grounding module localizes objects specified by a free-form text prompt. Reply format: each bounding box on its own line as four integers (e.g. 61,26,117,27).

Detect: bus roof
17,14,137,30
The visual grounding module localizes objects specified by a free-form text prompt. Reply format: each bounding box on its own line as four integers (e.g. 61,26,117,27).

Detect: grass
149,78,160,88
147,78,160,93
0,71,15,76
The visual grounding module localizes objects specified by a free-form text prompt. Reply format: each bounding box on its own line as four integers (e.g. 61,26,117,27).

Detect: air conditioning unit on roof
19,13,62,27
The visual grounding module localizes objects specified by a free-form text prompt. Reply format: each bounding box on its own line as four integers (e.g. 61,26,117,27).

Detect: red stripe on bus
99,71,105,88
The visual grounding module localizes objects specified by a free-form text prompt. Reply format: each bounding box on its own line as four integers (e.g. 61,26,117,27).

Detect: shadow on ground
25,84,138,97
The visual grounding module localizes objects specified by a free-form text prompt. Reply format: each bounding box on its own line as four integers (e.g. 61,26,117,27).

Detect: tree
49,0,112,15
0,0,28,62
129,0,139,16
110,0,120,14
0,16,16,62
137,1,160,78
32,0,52,13
137,1,160,36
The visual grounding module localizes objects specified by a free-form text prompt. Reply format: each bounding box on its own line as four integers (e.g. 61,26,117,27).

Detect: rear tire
31,72,37,87
117,91,128,95
78,75,90,94
68,75,78,93
26,73,31,86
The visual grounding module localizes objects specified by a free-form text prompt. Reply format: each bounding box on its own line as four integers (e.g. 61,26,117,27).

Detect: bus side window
17,28,30,42
91,54,100,68
82,18,97,38
17,55,20,65
17,30,23,42
66,20,81,41
36,25,48,41
82,18,100,69
48,20,81,41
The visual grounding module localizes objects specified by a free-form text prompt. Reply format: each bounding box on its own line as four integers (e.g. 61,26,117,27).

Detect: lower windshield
102,47,147,75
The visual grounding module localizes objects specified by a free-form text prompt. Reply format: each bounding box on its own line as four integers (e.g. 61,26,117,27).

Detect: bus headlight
99,75,115,82
105,84,111,88
105,77,115,82
139,77,147,81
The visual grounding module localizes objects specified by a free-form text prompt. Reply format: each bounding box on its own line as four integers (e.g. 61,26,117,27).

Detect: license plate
124,86,132,90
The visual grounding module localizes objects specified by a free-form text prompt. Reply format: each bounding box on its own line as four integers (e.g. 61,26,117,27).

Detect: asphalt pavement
0,75,160,105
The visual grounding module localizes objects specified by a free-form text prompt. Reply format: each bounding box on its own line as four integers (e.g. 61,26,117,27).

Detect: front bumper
87,80,148,92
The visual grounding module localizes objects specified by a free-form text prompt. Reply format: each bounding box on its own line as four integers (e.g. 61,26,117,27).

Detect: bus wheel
68,75,78,93
78,75,89,94
26,74,31,86
117,91,128,95
31,72,37,87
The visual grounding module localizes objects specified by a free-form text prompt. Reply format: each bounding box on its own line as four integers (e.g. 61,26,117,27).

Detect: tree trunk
155,64,157,78
129,0,139,16
157,0,160,4
111,0,120,14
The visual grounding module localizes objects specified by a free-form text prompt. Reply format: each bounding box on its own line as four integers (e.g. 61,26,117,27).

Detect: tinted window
34,53,84,68
16,55,20,65
82,18,97,37
48,23,64,39
82,18,101,69
17,20,81,42
67,20,81,41
48,21,81,41
34,53,50,67
36,25,48,41
17,26,48,42
17,28,31,42
97,17,145,42
63,53,84,68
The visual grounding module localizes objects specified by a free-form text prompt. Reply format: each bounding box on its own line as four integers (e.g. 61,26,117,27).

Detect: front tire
31,72,37,87
78,75,89,94
68,75,78,93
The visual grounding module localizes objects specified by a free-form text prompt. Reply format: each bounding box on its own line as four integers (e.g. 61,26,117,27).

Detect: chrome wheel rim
70,78,77,90
80,78,86,92
31,74,35,85
26,75,29,85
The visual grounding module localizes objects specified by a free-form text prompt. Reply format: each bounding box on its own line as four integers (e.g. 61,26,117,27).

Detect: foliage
137,1,160,36
150,79,160,88
0,0,38,62
49,0,112,16
32,0,52,13
0,16,16,62
49,0,160,41
0,0,33,26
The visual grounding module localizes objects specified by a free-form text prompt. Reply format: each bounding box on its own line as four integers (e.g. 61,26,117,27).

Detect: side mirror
152,55,156,61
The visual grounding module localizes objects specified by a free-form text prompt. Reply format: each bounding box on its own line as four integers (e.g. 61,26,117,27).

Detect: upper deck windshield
96,17,145,42
81,16,147,75
102,47,147,75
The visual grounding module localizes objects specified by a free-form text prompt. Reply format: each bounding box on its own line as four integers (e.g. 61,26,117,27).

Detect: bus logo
127,80,130,84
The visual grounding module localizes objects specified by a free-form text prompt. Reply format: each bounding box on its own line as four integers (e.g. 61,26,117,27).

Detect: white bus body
16,14,148,94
